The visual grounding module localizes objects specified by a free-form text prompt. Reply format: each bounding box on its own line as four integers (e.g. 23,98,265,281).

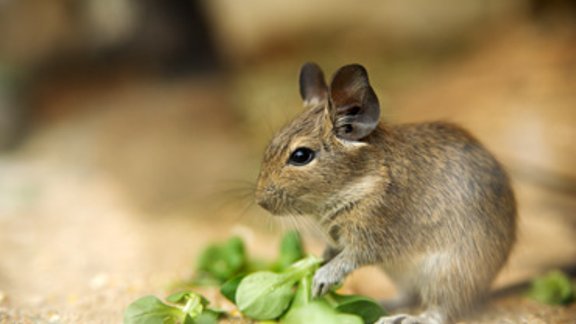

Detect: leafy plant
291,272,313,308
282,300,363,324
125,231,387,323
124,291,223,324
236,256,321,320
280,272,384,324
194,236,247,285
219,274,244,304
273,230,305,271
528,270,575,305
193,231,305,286
328,293,386,324
124,296,182,324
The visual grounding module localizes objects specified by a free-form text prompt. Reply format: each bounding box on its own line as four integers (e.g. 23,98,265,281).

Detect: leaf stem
323,293,338,308
285,256,321,278
181,295,200,317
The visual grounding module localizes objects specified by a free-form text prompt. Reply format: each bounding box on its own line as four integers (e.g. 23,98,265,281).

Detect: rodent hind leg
380,290,419,311
380,264,421,311
415,251,489,323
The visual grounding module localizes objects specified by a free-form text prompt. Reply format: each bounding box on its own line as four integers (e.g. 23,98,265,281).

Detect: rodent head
255,63,383,218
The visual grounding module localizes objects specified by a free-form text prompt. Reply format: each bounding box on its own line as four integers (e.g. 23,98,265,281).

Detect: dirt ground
0,22,575,323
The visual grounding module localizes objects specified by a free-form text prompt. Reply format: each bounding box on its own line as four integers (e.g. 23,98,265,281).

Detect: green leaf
236,271,296,320
275,231,305,271
220,275,245,303
195,236,247,283
190,310,220,324
291,274,313,309
281,300,363,324
222,237,246,271
124,295,183,324
235,256,321,320
166,291,208,306
528,270,575,305
245,258,272,273
166,291,212,319
166,291,190,304
329,293,387,324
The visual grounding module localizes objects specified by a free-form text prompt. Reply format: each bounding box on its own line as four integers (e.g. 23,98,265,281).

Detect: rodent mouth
256,198,277,214
256,195,312,216
256,197,291,216
255,191,283,215
255,184,288,215
255,183,316,216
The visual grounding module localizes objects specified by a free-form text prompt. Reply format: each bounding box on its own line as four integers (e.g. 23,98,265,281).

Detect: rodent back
359,121,517,258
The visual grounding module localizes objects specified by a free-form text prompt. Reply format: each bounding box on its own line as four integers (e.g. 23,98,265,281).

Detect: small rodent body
255,63,517,324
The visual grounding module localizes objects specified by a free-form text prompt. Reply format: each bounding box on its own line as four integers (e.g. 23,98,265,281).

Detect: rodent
254,63,517,324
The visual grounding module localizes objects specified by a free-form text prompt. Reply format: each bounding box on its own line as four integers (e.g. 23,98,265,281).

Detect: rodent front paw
312,266,341,297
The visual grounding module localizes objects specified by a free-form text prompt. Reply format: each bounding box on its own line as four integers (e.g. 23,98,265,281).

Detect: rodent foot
375,314,443,324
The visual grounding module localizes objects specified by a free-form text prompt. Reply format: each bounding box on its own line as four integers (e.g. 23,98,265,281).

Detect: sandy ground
0,22,575,323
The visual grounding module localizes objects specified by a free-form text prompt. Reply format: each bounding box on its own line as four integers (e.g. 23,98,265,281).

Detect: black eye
288,147,315,166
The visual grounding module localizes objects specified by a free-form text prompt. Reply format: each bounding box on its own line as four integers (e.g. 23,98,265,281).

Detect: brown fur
255,64,517,324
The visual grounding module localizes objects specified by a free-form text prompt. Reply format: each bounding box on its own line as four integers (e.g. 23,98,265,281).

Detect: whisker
287,214,301,232
207,179,257,211
298,214,335,246
216,186,256,200
220,197,256,225
265,214,280,233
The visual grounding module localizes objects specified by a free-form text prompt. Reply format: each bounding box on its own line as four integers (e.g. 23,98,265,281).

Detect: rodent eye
288,147,315,166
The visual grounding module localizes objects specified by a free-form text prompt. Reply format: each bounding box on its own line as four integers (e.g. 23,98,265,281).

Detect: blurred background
0,0,575,322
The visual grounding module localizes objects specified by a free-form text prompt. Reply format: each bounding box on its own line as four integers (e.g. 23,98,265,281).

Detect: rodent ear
299,62,328,105
329,64,380,141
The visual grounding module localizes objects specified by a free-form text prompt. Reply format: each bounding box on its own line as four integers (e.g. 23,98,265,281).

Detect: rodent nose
255,190,270,211
255,185,275,212
256,197,272,211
